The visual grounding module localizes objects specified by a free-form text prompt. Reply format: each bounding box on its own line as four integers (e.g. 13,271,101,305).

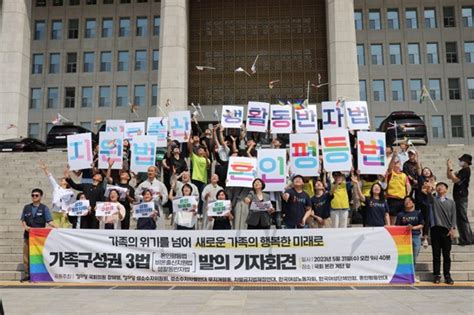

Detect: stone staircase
0,146,473,282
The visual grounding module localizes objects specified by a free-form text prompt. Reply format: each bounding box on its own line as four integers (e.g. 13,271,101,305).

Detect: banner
289,133,319,177
29,227,415,284
146,117,169,148
357,131,387,175
320,129,352,172
345,101,370,130
172,196,198,213
105,120,126,133
95,202,118,217
68,200,89,216
169,111,191,143
130,135,156,173
132,202,155,219
270,105,292,134
207,200,231,217
221,106,244,128
124,122,145,141
98,132,123,170
295,105,318,134
246,102,269,133
322,101,346,129
226,156,258,188
257,149,287,192
67,133,93,171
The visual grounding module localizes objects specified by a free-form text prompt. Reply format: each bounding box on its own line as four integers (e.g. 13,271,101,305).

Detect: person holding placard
244,179,275,229
97,189,125,229
67,193,91,229
134,189,160,230
136,166,168,218
307,178,332,228
208,190,234,230
386,150,411,225
201,174,223,229
172,184,198,230
352,176,390,227
281,175,312,229
329,172,353,228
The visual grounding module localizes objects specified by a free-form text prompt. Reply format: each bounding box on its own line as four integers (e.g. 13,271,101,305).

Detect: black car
46,124,95,148
0,138,48,152
377,111,427,146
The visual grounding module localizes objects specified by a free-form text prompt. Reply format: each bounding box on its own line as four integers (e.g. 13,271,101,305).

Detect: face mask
459,161,465,167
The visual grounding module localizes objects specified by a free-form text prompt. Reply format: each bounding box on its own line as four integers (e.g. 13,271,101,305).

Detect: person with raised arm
352,175,390,227
385,148,411,225
281,175,312,229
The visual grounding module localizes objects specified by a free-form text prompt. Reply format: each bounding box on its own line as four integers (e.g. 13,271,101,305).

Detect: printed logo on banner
289,133,319,177
246,102,270,133
357,131,387,175
257,149,287,192
105,120,126,133
98,132,123,170
221,106,244,128
322,101,346,129
169,111,191,143
320,129,352,172
147,117,169,147
67,133,93,171
207,200,231,217
295,105,318,134
270,105,293,134
124,122,145,140
130,135,156,173
68,200,89,216
132,202,155,218
345,101,370,130
226,156,258,188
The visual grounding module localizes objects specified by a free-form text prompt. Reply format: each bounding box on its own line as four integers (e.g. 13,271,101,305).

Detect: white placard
289,133,319,177
172,196,198,213
295,105,318,134
95,202,119,217
257,149,287,192
322,101,346,129
67,133,93,171
132,202,155,218
104,185,129,201
105,120,126,133
124,122,145,140
147,117,169,148
345,101,370,130
226,156,258,188
207,200,232,217
320,129,352,172
246,102,270,133
169,111,191,143
130,135,156,173
68,200,90,217
98,132,124,170
221,106,244,128
357,131,387,175
249,201,273,212
270,105,293,134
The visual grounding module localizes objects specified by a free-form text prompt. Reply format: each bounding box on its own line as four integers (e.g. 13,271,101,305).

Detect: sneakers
20,275,30,283
433,275,441,284
167,213,173,220
422,238,429,249
415,276,420,283
445,276,454,285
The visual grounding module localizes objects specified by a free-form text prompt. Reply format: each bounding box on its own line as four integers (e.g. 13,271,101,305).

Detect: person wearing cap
281,175,312,229
447,154,473,246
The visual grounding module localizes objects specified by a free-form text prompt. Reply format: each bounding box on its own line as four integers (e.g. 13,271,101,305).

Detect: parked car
377,111,427,146
46,124,96,148
0,138,48,152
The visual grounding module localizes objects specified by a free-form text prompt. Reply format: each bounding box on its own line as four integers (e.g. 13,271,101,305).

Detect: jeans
455,197,473,244
430,226,452,277
330,209,349,228
412,234,421,265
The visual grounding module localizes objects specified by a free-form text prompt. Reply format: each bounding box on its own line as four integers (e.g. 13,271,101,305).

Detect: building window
85,19,96,38
465,42,474,63
36,0,46,7
49,53,60,74
116,86,128,107
374,116,385,130
103,0,114,4
152,50,159,70
357,44,365,65
134,50,147,71
119,18,131,37
451,115,464,138
372,80,385,101
370,44,383,65
432,116,445,138
410,79,422,101
405,8,418,29
137,0,148,2
34,20,45,40
47,87,59,108
446,42,458,63
426,43,439,64
51,20,63,40
30,88,42,109
32,54,44,74
81,87,93,107
389,44,401,64
408,43,420,64
53,0,63,6
86,0,97,4
83,52,95,72
80,122,92,131
387,9,400,29
448,78,461,100
424,8,437,28
28,123,40,139
354,10,363,30
134,85,146,106
117,51,129,71
443,7,456,28
66,53,77,73
429,79,442,100
471,115,474,137
64,87,75,108
359,80,367,101
152,84,157,106
391,79,404,101
46,123,54,135
99,86,111,107
462,7,474,27
120,0,131,3
136,17,148,36
369,10,381,30
102,18,113,38
153,16,160,36
467,78,474,99
69,0,80,5
100,51,112,72
68,19,79,39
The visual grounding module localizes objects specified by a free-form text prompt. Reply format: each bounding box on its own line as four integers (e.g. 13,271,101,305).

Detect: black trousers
455,197,473,244
430,226,452,277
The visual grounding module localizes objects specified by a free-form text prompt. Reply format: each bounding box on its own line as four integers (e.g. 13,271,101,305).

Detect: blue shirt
20,204,53,222
365,198,389,227
395,210,424,235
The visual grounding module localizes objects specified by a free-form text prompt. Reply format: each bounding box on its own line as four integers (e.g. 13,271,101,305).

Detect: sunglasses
31,194,40,197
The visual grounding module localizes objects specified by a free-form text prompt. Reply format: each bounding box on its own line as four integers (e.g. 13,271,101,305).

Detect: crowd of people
19,119,472,285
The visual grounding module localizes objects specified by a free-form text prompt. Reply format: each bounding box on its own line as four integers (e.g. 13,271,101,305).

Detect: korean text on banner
130,135,156,173
246,102,269,133
105,120,126,133
132,202,155,218
146,117,168,148
320,129,352,172
295,105,318,134
358,131,387,175
68,200,89,217
67,133,93,171
124,122,145,141
95,202,118,217
98,132,123,170
172,196,198,213
169,111,191,143
207,200,232,217
257,149,287,191
270,105,293,134
322,101,346,129
221,106,244,128
345,101,370,130
226,156,258,188
289,133,319,177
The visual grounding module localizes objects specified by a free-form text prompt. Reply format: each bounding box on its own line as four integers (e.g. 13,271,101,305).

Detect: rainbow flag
386,226,415,284
29,228,53,282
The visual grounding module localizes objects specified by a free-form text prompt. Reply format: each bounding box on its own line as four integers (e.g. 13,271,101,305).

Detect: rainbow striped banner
29,228,53,282
386,226,415,284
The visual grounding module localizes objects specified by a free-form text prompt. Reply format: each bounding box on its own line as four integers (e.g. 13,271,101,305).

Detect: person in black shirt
403,149,419,198
282,175,312,229
352,176,390,227
396,196,424,267
447,154,473,245
309,179,332,228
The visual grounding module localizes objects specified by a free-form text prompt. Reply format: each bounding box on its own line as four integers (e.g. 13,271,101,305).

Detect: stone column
326,0,359,101
157,0,188,115
0,0,31,140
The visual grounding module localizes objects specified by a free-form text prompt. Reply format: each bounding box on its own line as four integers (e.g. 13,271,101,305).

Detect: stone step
415,261,473,272
0,262,23,272
0,254,23,262
417,252,474,262
0,271,22,281
416,271,474,282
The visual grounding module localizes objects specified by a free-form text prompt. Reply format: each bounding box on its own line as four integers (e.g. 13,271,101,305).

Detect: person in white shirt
172,184,198,230
201,174,223,229
97,189,126,230
136,166,168,217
